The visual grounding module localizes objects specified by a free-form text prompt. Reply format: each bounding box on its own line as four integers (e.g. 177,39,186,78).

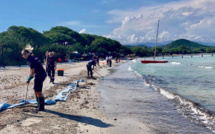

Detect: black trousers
34,76,46,92
47,66,55,78
109,60,112,67
87,66,93,77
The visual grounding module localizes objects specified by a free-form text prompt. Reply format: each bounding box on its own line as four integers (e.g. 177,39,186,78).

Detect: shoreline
137,56,215,132
0,60,124,133
96,61,212,134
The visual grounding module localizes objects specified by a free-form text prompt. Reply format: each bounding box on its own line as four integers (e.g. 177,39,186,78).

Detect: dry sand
0,60,131,134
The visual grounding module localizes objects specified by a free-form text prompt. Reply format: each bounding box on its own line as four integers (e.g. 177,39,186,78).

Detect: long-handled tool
24,84,29,105
93,70,104,77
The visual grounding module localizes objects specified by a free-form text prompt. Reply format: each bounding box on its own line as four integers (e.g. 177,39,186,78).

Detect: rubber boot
49,76,52,83
36,96,39,108
52,77,54,83
38,97,45,111
32,96,39,108
36,96,39,103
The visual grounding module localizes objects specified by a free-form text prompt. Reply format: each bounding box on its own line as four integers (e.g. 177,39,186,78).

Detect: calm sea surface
132,55,215,112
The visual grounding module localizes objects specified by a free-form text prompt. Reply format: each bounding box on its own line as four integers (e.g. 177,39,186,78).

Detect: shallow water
97,61,212,133
130,55,215,132
133,55,215,112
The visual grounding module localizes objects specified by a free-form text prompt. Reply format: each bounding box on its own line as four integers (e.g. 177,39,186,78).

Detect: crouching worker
21,45,47,111
86,59,96,78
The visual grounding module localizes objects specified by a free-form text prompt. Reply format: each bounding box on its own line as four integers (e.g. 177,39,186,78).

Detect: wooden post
182,55,183,58
212,54,213,57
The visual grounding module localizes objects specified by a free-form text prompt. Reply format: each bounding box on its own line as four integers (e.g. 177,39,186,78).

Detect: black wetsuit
47,56,56,82
109,59,112,67
86,60,96,78
27,55,47,92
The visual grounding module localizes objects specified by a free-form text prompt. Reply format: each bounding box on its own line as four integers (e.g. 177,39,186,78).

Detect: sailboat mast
153,20,160,59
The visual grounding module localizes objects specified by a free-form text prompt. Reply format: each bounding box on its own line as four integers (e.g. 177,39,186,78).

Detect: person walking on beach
46,52,57,83
96,56,100,66
115,57,118,63
21,45,47,111
108,55,112,67
106,56,109,65
86,59,96,78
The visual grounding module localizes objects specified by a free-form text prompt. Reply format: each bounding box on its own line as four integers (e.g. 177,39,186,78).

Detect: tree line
0,26,214,67
0,26,131,66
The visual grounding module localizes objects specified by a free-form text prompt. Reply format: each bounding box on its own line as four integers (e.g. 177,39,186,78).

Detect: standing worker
21,45,47,111
96,56,100,66
106,56,109,66
86,59,96,78
108,55,112,67
47,52,57,83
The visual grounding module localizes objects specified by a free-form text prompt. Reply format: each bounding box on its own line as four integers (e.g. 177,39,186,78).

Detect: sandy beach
0,59,213,134
0,60,124,134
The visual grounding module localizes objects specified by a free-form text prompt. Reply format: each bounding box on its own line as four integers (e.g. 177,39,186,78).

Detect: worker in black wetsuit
96,56,100,66
47,52,57,83
21,47,47,111
86,59,96,78
108,55,112,67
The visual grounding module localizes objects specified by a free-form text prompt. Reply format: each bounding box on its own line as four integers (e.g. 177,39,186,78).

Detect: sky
0,0,215,46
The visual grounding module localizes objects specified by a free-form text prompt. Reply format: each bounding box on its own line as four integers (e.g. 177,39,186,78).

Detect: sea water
131,55,215,132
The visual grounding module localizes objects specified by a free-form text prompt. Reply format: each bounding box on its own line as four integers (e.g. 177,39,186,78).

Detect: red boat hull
141,60,168,64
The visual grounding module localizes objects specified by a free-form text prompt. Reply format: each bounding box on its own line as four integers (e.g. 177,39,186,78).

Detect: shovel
93,70,104,79
24,84,29,105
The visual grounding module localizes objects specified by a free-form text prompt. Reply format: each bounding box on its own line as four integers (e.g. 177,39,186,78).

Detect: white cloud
107,0,215,45
182,12,192,16
79,28,87,33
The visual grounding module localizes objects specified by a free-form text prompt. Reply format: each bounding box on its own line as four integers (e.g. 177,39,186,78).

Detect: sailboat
141,20,168,64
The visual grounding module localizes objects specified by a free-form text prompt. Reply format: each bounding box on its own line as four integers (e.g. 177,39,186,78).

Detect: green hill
161,39,211,49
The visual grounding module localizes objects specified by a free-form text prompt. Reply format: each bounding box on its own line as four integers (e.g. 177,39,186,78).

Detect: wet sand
96,61,212,134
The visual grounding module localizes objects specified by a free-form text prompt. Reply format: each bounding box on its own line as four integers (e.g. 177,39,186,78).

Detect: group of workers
21,45,118,112
86,55,119,78
21,45,57,111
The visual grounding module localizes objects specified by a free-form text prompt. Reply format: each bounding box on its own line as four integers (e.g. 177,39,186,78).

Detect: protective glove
26,76,33,83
